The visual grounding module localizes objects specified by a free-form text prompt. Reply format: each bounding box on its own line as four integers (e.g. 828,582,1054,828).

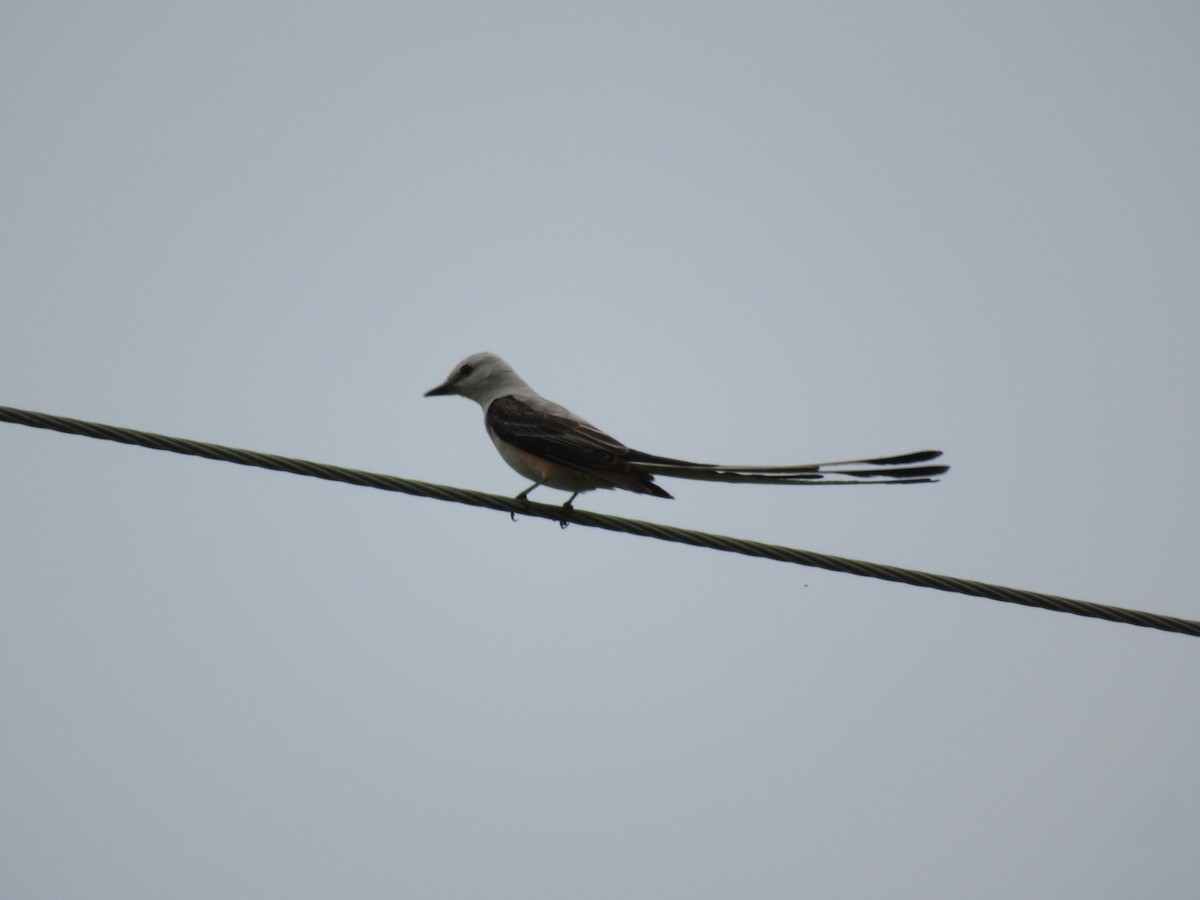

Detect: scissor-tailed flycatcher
425,352,947,515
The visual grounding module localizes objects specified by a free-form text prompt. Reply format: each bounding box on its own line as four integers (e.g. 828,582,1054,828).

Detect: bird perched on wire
425,352,947,521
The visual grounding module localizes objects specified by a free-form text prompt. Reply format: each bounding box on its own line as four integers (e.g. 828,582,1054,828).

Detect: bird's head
424,352,529,405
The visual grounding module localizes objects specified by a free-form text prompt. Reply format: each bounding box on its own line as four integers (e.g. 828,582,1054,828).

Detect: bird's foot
511,484,539,522
558,495,578,529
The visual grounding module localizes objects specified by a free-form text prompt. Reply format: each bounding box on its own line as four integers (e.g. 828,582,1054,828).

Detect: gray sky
3,3,1198,898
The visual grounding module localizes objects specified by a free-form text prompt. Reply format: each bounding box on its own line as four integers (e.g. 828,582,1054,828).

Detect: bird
424,352,947,519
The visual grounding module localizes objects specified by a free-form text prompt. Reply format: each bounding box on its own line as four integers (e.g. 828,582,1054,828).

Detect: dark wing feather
488,396,633,473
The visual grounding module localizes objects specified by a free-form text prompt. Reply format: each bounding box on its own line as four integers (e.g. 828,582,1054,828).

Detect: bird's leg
514,483,540,502
512,482,541,521
558,492,579,529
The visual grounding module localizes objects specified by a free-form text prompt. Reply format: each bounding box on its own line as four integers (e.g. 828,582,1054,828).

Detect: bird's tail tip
861,449,943,466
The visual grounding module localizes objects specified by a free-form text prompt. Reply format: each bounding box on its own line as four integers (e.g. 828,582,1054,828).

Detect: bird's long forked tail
627,449,949,485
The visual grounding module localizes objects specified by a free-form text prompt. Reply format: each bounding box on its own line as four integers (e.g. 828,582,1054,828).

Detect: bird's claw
511,490,536,523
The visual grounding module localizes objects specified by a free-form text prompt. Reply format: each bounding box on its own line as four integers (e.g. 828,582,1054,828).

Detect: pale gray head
424,352,532,406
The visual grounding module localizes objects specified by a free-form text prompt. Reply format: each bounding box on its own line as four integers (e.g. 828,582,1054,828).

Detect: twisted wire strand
2,404,1196,638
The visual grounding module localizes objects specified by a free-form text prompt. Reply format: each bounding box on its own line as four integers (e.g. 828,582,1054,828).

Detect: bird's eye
458,364,474,377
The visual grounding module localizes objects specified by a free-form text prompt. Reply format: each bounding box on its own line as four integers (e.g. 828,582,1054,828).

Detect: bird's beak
424,381,455,397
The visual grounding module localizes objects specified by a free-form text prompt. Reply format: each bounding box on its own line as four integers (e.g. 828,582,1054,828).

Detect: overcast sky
3,3,1199,898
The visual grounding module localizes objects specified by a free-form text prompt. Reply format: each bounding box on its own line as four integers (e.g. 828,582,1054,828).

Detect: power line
2,403,1196,638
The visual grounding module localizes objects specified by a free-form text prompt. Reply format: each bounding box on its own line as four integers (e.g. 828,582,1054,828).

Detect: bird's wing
486,394,634,473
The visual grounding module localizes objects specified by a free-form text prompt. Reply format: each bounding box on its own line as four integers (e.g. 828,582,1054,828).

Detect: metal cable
2,403,1196,638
